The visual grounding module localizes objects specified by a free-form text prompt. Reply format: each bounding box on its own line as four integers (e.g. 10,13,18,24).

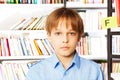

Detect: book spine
115,0,120,27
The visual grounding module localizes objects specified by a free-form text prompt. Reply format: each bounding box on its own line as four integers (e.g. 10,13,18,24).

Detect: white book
12,36,23,56
29,39,39,56
17,37,24,56
0,64,8,80
3,63,11,80
25,17,39,30
14,17,32,30
17,64,26,80
20,63,29,76
36,39,49,55
10,63,19,80
7,36,15,56
10,18,26,30
3,38,9,56
19,35,28,56
7,63,16,80
24,37,34,56
42,39,54,55
1,38,6,56
0,64,4,80
36,16,47,30
90,37,101,56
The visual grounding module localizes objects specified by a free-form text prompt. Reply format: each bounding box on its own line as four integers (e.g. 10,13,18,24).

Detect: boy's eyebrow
54,28,76,32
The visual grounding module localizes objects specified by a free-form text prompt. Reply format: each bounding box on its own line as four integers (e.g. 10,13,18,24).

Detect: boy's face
48,20,80,58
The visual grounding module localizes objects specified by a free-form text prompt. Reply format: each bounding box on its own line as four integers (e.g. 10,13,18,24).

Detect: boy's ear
47,33,51,42
78,35,82,41
78,37,81,42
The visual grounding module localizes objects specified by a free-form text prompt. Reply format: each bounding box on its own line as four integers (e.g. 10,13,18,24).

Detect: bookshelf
66,1,107,58
0,4,64,29
66,1,108,80
0,0,109,80
107,0,120,80
107,29,120,80
0,3,65,79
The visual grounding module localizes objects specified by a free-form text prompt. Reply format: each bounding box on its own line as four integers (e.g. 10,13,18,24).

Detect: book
7,35,17,56
36,39,49,55
1,38,6,56
26,18,40,30
23,37,34,56
115,0,120,27
10,63,19,80
0,39,2,56
28,39,39,56
15,17,32,30
42,39,54,55
33,39,43,55
11,35,23,56
2,37,11,56
19,35,28,56
0,64,4,80
10,18,26,30
22,17,38,30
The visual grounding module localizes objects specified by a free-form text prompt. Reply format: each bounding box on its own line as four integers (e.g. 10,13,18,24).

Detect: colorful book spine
115,0,120,27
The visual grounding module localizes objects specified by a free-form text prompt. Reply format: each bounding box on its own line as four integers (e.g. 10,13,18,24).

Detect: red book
115,0,120,27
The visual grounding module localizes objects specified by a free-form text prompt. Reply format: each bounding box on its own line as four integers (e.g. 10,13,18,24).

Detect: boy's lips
60,46,69,50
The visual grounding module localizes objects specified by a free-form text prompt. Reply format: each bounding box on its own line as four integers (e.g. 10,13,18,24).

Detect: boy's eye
55,32,61,35
69,32,76,36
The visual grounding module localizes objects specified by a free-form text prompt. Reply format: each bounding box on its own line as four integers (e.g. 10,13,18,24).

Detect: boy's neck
56,53,75,70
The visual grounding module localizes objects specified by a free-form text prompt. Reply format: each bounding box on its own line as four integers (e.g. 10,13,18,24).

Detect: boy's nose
62,35,68,43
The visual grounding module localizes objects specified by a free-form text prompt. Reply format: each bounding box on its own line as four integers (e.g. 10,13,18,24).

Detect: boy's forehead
52,26,73,31
50,18,77,31
56,19,72,29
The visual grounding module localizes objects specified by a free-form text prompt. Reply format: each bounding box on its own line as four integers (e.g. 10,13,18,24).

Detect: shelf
0,55,107,61
0,30,47,39
0,4,64,8
0,56,51,61
0,29,46,33
80,55,107,60
0,4,64,29
109,32,120,35
111,73,120,80
66,2,107,9
112,55,120,58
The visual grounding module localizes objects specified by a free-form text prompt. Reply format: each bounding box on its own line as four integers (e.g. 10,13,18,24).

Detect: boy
25,7,104,80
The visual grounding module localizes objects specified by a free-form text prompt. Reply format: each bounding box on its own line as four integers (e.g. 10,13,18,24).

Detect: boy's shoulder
29,57,53,69
79,56,101,68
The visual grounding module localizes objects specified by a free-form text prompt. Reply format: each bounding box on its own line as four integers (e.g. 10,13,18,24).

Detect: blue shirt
25,51,104,80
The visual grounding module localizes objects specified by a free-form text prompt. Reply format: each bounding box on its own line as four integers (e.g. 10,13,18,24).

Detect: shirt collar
50,53,59,68
50,50,80,69
71,51,80,69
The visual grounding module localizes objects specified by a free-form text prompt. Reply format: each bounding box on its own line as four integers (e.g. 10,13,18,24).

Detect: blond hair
45,7,84,38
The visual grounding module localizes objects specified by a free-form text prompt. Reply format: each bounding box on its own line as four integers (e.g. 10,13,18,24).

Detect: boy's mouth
61,46,69,50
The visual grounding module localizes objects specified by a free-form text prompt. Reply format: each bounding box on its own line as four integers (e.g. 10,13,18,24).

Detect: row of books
67,0,107,4
0,32,108,57
0,31,109,57
10,16,47,30
112,36,120,54
0,0,64,4
96,62,120,80
99,62,107,80
0,61,37,80
112,63,120,73
76,35,107,56
0,0,108,4
78,9,107,32
0,34,54,56
0,61,107,80
115,0,120,27
10,9,107,31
